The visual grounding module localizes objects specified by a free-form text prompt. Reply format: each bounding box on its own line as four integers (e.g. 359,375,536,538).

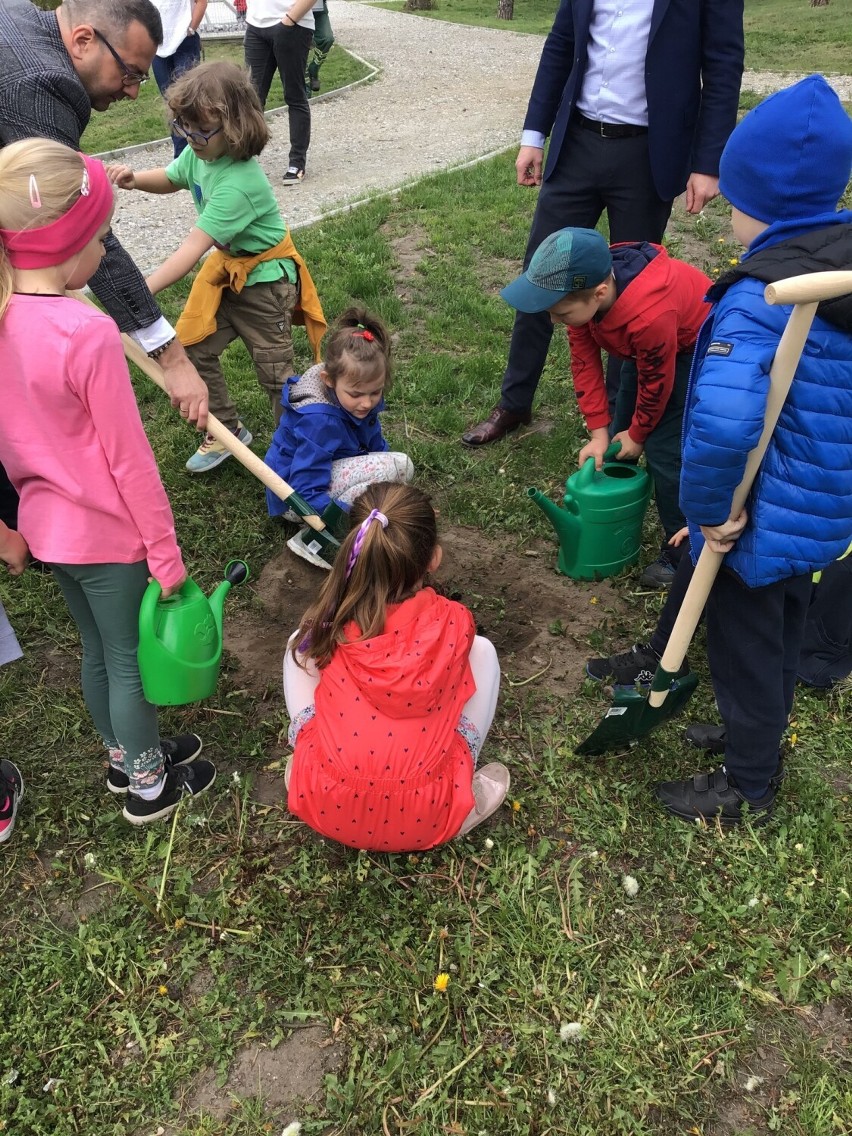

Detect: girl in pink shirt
0,139,215,826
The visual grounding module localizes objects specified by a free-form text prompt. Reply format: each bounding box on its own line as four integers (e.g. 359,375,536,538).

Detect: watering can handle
575,439,622,487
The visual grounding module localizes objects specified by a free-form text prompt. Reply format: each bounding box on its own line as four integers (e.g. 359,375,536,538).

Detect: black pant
245,21,313,169
500,123,673,415
612,352,692,541
0,464,17,530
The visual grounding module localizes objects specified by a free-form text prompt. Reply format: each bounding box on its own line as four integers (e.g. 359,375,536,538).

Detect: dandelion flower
157,985,169,996
743,1075,764,1093
434,973,450,993
560,1021,583,1042
173,917,186,930
728,257,739,265
590,596,598,605
622,874,640,898
512,800,522,812
790,733,798,746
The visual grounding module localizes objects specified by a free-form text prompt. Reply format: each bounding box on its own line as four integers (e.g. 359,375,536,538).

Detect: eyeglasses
171,119,224,147
93,28,149,88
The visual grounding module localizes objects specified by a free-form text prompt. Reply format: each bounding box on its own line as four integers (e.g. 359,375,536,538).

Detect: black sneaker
107,734,203,795
122,760,216,825
282,166,305,185
586,642,690,688
0,760,24,844
639,552,678,589
654,766,776,827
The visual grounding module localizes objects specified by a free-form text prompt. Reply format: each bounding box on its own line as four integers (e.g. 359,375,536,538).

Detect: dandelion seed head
743,1075,763,1093
547,1088,557,1105
622,874,640,898
559,1021,583,1042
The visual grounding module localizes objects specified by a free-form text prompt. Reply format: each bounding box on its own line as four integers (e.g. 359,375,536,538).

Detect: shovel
576,269,852,756
71,290,344,566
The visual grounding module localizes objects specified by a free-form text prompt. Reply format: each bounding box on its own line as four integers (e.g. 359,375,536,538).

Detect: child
0,519,27,843
264,308,414,569
654,75,852,826
0,139,215,825
283,482,508,851
108,60,326,474
501,227,712,588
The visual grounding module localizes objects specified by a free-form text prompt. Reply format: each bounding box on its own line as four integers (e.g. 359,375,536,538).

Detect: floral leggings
284,452,414,521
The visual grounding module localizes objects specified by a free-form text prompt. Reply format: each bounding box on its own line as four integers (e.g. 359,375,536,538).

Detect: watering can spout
208,560,250,636
527,487,580,571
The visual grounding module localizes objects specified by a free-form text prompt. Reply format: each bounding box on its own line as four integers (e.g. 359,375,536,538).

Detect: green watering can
138,560,249,706
528,442,652,581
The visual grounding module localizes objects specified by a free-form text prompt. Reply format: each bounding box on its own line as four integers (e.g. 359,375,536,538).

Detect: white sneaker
287,527,332,570
186,423,252,474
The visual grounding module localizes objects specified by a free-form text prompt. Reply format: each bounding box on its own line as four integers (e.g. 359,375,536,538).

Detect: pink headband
0,153,114,269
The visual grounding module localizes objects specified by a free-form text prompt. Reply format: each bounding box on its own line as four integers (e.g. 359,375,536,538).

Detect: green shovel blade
575,669,699,755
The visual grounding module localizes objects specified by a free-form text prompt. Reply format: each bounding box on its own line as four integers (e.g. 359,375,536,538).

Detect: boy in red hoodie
502,227,711,588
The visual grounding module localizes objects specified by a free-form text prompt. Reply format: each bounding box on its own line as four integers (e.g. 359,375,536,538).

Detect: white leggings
283,633,501,761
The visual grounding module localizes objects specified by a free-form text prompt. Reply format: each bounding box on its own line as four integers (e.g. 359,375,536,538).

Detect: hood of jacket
335,588,475,719
285,362,386,422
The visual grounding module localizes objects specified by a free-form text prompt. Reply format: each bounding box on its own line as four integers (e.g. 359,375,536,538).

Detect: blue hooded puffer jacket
264,364,388,516
681,215,852,587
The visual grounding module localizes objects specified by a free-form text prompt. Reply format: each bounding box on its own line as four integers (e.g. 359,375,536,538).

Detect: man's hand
157,339,209,430
0,527,29,576
105,163,136,190
578,428,611,471
516,145,544,187
700,508,748,553
612,430,645,462
684,173,719,214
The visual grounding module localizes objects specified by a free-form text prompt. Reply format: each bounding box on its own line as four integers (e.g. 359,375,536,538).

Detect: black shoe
654,766,776,827
586,642,690,688
282,165,305,185
122,760,216,825
639,552,678,589
308,63,321,92
684,722,726,755
107,734,203,795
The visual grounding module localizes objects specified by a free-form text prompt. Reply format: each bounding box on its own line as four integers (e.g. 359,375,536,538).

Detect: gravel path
109,2,852,272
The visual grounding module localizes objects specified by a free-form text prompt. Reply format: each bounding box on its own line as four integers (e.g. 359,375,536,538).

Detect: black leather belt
573,112,648,138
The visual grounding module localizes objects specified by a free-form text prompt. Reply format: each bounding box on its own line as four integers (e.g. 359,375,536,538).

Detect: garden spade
71,291,344,566
576,270,852,756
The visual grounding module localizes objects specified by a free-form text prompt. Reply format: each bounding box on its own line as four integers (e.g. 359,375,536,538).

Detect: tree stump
404,0,435,10
497,0,515,18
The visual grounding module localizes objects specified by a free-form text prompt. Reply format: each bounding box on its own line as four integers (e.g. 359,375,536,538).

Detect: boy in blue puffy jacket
655,75,852,827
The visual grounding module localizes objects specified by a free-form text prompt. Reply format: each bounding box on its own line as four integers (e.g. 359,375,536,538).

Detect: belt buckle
598,120,608,137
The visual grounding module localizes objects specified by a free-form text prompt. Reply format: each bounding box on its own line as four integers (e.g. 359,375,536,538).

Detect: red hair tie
353,326,374,342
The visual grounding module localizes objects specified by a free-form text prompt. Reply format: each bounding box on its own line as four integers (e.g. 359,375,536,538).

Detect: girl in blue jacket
265,308,413,568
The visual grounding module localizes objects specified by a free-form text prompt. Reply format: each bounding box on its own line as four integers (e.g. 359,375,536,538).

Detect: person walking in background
461,0,744,450
0,140,215,826
151,0,208,157
244,0,316,185
306,0,333,94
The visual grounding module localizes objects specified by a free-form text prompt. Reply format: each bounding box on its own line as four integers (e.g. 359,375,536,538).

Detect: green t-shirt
166,149,296,287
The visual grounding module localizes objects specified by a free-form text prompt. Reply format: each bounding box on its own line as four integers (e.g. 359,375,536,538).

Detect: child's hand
700,508,748,553
611,430,645,462
578,428,612,471
668,527,690,548
0,528,29,576
150,573,188,599
106,163,136,189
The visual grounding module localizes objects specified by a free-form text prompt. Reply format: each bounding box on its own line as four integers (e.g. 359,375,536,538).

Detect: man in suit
0,0,209,529
462,0,744,452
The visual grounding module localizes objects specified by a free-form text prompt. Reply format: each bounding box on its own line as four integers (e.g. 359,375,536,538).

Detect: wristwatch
148,335,176,361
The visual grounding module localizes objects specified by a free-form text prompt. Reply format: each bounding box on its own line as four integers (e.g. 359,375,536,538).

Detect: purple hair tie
345,508,388,578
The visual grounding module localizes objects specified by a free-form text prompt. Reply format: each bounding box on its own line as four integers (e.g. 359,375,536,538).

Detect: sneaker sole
659,800,773,828
0,764,24,844
287,533,332,571
122,768,216,825
107,739,204,796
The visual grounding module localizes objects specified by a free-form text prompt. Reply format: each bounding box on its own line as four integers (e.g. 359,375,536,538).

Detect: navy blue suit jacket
524,0,745,201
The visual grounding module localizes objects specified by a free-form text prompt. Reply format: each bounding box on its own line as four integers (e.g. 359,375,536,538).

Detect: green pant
186,278,298,430
51,561,164,793
612,352,692,541
309,1,334,72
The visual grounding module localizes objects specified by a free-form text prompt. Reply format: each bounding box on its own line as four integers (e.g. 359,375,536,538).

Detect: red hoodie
568,244,711,443
288,588,477,851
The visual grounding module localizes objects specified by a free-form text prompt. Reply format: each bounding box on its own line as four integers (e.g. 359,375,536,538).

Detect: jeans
245,21,313,169
152,33,203,158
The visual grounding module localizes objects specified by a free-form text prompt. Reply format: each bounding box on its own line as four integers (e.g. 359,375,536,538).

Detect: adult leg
270,22,313,170
797,556,852,687
308,1,334,87
244,23,278,106
223,281,297,425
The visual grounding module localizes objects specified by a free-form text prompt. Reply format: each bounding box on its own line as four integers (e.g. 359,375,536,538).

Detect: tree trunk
497,0,515,19
404,0,435,9
810,0,830,7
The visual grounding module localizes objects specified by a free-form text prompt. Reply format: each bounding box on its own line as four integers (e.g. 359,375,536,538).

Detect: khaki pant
186,278,297,431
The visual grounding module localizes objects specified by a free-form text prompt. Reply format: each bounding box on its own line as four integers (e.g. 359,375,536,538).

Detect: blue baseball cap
501,227,612,313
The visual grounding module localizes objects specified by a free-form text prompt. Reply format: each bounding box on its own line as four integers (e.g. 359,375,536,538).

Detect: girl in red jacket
283,482,508,851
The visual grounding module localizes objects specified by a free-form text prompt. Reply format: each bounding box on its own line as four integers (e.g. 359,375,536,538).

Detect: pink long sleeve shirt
0,296,184,587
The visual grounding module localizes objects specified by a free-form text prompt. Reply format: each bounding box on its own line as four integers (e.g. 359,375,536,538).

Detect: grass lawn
80,38,372,155
377,0,852,74
2,148,851,1134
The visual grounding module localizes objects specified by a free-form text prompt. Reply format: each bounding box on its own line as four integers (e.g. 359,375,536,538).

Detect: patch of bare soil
383,223,433,303
225,524,631,703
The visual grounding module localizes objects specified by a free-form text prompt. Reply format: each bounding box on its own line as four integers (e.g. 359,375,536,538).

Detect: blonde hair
324,307,393,391
0,139,88,320
295,482,438,669
166,61,269,162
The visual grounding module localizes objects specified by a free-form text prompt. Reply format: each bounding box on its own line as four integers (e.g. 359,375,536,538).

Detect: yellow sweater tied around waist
175,232,327,361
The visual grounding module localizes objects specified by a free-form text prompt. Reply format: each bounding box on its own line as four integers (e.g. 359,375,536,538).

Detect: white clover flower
622,875,639,898
232,771,242,785
84,852,96,869
559,1021,583,1042
547,1088,557,1105
748,897,759,908
281,1123,302,1136
743,1075,764,1093
794,842,804,852
484,838,495,851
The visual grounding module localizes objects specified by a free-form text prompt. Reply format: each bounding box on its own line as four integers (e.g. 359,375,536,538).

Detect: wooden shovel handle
70,290,328,534
649,272,852,706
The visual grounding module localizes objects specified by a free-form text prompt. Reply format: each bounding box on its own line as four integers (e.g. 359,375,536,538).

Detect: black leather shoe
655,766,776,827
461,406,532,446
684,722,726,754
